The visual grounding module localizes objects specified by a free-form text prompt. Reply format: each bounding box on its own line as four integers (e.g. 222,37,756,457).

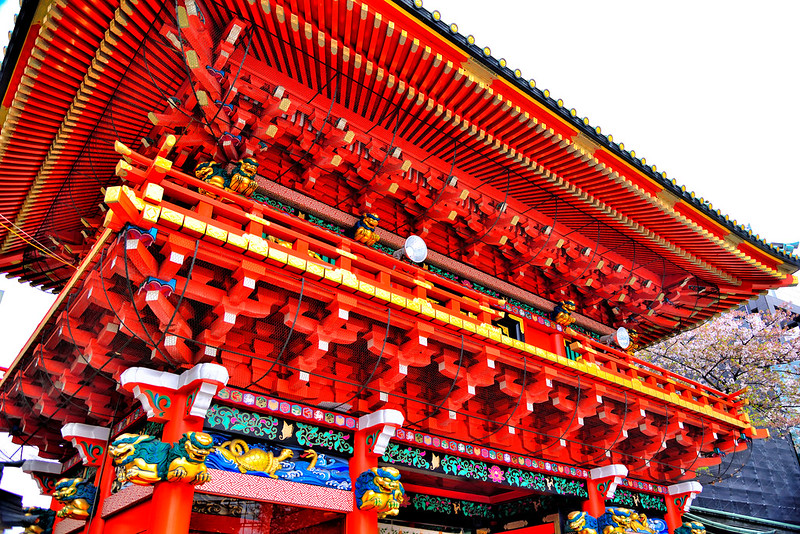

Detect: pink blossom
638,309,800,431
489,465,505,483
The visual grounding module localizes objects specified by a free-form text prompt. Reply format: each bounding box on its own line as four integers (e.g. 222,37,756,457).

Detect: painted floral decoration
489,465,505,483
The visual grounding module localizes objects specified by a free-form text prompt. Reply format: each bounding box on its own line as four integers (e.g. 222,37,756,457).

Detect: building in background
742,292,800,332
689,433,800,534
0,1,798,534
688,293,800,534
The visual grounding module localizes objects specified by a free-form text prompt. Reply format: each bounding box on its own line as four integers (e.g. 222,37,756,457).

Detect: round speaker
403,235,428,263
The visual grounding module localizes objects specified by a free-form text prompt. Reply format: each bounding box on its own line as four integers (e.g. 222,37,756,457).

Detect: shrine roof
0,0,796,342
392,0,799,267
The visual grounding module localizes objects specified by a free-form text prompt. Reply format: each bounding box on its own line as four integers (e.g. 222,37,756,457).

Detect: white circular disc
615,327,630,349
404,235,428,263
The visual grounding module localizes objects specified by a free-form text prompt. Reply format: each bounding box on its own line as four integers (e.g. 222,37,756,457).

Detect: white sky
0,0,13,52
0,276,56,368
0,0,798,505
425,0,799,245
0,276,56,511
0,0,57,500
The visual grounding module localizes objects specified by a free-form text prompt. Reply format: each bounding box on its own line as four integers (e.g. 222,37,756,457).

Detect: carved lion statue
354,467,404,518
109,433,171,485
675,521,706,534
109,432,214,486
553,299,577,326
601,507,655,534
349,212,380,246
52,478,95,520
166,432,215,484
195,157,259,199
567,508,658,534
566,511,598,534
21,507,56,534
227,157,259,197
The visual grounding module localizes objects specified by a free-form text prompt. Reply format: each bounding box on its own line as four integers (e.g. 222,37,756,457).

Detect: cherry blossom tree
637,309,800,431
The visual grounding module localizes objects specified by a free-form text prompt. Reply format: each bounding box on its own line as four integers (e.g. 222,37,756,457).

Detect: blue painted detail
139,276,177,296
122,224,157,247
205,434,352,491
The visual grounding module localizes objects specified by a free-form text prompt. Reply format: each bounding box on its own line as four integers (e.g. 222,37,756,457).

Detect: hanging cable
122,240,180,366
248,277,305,388
152,239,200,353
394,139,459,235
587,390,629,465
462,168,511,249
271,73,340,185
98,246,159,352
539,375,583,454
475,355,528,443
0,216,75,269
331,308,392,411
82,394,123,534
173,0,224,144
405,334,464,428
333,100,408,211
680,416,707,479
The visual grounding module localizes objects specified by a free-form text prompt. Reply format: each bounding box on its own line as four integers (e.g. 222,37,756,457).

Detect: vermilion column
60,423,113,534
119,364,228,534
553,332,566,358
582,464,628,517
665,481,702,534
346,409,404,534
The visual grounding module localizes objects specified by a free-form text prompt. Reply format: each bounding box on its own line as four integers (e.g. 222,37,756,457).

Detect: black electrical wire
23,0,172,267
174,0,225,144
330,307,392,412
538,374,583,454
475,355,528,443
587,389,628,465
271,73,340,184
679,415,707,479
461,168,511,249
247,277,305,388
121,238,180,366
405,334,464,429
98,246,160,353
331,100,408,211
81,393,124,534
150,239,201,354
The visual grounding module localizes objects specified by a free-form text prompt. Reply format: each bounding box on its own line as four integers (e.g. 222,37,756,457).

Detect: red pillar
119,363,229,534
665,481,702,534
553,332,566,357
345,409,404,534
60,423,114,534
347,431,375,534
582,464,627,517
148,412,205,534
86,455,115,534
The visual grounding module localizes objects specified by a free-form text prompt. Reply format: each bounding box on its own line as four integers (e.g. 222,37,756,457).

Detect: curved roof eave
391,0,800,271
